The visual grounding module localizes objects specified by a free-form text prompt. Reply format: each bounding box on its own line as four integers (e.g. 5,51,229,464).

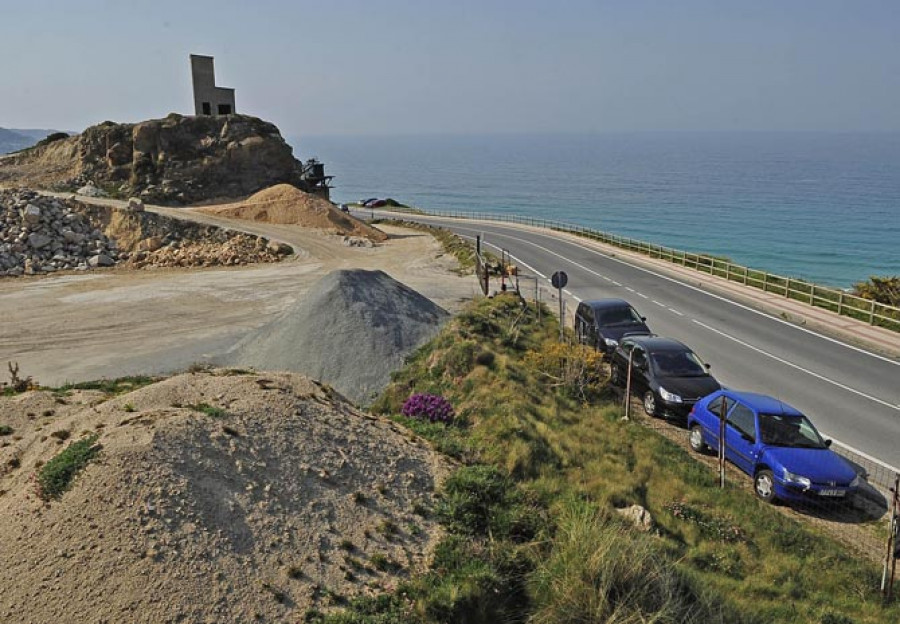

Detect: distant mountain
0,128,68,155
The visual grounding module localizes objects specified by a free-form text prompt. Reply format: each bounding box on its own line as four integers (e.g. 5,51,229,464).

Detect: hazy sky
2,0,898,136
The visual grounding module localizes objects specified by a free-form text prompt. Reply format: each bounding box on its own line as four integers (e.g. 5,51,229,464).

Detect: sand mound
198,184,388,242
0,371,448,623
227,269,450,405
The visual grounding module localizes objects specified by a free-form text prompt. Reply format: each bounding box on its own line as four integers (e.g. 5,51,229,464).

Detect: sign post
551,271,568,342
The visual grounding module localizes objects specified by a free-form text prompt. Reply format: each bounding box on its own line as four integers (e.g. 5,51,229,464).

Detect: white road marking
637,292,649,299
611,280,621,286
625,287,635,293
669,308,684,316
692,319,900,413
653,300,666,307
603,276,612,282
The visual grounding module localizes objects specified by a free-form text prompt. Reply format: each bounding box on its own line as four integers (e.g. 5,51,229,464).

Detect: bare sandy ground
0,214,477,387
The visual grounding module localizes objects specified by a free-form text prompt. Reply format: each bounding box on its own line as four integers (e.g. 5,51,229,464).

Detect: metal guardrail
389,208,900,333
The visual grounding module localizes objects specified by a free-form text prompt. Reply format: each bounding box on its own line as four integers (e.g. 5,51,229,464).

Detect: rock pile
1,188,292,277
122,231,290,269
0,189,120,275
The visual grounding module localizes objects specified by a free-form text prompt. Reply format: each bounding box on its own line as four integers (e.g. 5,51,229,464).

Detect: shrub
523,340,606,401
36,434,101,500
0,425,13,436
187,403,227,417
401,393,455,424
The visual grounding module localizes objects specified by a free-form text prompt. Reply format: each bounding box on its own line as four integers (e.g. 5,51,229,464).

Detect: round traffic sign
551,271,568,289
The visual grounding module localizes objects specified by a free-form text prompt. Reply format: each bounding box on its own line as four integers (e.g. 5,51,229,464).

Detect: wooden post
883,474,900,599
624,350,633,420
837,292,844,315
718,396,728,488
870,300,877,325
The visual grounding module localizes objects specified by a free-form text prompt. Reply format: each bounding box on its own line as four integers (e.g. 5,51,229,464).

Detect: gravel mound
228,269,450,405
0,371,449,623
198,184,387,242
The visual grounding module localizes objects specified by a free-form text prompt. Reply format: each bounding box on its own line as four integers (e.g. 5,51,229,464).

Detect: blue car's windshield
651,350,707,377
759,413,827,449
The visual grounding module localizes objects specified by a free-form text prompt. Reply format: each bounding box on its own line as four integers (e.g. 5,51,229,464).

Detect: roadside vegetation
315,294,898,623
854,275,900,307
36,434,102,500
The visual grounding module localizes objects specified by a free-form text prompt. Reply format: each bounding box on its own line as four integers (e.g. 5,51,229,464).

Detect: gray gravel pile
228,269,450,405
0,188,119,275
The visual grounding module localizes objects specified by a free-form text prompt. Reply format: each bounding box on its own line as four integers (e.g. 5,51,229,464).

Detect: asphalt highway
369,211,900,472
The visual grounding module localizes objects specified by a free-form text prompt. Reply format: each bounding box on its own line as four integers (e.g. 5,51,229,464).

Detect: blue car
687,390,861,504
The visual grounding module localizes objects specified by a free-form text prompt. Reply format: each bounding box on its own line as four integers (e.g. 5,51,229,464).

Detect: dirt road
0,200,477,386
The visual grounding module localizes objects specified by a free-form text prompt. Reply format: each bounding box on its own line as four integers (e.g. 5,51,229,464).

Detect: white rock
23,204,42,225
126,197,145,212
77,184,108,198
88,254,115,267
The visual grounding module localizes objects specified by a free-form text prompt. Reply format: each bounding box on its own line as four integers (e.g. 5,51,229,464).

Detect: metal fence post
870,300,877,325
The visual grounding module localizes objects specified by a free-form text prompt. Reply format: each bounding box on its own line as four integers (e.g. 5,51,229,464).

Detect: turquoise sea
290,133,900,288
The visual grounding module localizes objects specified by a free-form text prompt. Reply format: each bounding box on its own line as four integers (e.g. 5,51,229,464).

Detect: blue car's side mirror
824,439,832,448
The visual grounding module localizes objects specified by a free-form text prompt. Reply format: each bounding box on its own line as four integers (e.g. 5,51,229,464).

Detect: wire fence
384,207,900,333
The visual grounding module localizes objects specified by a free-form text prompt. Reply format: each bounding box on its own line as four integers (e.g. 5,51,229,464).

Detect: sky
1,0,899,136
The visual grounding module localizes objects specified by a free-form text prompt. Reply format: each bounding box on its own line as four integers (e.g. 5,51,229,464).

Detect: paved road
366,211,900,471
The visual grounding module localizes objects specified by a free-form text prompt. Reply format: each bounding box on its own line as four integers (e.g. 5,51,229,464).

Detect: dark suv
610,335,721,422
574,299,650,354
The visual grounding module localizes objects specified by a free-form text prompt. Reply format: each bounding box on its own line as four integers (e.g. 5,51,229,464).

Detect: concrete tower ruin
190,54,236,116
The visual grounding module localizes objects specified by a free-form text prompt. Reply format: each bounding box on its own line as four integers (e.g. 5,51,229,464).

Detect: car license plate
819,489,845,497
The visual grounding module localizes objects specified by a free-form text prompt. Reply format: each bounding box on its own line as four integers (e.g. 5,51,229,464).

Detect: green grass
187,403,227,417
37,434,101,500
0,425,13,436
330,294,898,623
51,375,158,397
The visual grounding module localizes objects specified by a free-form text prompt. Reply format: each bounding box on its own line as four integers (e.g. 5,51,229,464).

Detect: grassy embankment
310,294,898,624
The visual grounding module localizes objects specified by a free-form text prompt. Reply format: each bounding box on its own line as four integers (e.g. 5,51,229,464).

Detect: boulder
615,504,654,532
28,232,52,250
88,254,115,267
126,197,145,212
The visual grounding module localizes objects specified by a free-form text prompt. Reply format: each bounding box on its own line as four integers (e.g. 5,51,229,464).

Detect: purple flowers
401,393,455,424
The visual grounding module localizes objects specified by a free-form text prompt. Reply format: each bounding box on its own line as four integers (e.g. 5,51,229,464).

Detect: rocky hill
0,114,317,205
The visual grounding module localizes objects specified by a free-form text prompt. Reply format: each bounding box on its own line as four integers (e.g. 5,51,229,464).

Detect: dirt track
0,201,477,386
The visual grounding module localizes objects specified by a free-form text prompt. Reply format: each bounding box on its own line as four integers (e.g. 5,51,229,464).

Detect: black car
574,298,650,354
610,335,721,422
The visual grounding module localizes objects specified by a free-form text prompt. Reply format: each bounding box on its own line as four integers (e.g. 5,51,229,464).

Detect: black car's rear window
598,307,642,326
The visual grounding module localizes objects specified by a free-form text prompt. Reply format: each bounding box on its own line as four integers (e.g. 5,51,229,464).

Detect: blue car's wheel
754,469,777,504
689,425,707,453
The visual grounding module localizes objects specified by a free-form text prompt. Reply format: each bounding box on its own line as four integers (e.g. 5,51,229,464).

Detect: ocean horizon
289,131,900,288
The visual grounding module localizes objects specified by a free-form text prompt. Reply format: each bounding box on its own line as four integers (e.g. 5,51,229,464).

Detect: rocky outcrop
0,188,291,277
0,114,317,205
